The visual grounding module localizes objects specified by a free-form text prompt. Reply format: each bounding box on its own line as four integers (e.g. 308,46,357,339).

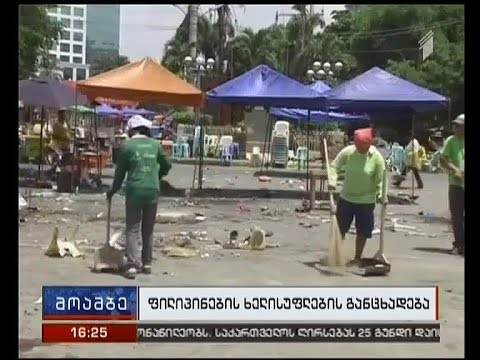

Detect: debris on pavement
295,199,310,213
19,194,28,212
299,222,318,228
258,176,272,182
45,226,83,258
34,296,42,304
237,203,250,212
162,246,199,258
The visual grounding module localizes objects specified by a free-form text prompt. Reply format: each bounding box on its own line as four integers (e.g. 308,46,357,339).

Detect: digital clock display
42,324,137,343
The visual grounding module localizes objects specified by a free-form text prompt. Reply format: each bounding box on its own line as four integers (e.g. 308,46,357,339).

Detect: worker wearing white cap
107,114,171,278
440,114,464,256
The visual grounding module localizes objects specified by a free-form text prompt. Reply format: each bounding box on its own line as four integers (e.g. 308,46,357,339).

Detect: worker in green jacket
107,115,171,279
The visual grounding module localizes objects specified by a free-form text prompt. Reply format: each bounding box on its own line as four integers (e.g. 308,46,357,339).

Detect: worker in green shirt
440,114,464,256
107,116,172,279
328,128,386,264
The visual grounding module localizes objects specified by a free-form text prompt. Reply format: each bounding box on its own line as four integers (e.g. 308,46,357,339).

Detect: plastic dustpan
347,258,391,277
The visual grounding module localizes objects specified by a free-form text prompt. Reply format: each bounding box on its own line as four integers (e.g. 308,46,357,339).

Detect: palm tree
286,4,326,77
227,25,288,76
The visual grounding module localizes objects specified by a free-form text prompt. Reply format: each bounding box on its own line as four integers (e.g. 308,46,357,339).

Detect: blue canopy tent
206,65,325,109
320,66,448,114
320,67,448,198
96,104,123,117
206,65,328,186
269,80,369,122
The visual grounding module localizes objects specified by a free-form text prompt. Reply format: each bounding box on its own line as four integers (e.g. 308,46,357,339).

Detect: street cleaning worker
106,115,171,279
328,128,386,264
440,114,464,256
393,135,426,189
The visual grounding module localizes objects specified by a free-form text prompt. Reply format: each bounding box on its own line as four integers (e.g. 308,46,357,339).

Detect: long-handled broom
323,139,346,267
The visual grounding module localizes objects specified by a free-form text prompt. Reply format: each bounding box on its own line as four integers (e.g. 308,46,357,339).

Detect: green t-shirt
329,145,386,204
441,135,464,188
111,136,172,206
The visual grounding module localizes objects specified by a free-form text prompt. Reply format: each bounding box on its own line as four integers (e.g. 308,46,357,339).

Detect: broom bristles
327,214,346,267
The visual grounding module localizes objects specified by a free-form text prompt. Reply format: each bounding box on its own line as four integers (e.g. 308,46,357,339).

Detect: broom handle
322,139,335,210
379,167,388,253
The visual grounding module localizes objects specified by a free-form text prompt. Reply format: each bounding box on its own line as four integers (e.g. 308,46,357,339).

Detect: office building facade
47,5,90,81
86,5,120,63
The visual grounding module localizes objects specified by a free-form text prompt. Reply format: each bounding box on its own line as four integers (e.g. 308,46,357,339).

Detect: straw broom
323,139,346,267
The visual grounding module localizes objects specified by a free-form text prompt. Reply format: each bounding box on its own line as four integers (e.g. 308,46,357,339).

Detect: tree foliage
162,4,464,114
19,5,63,79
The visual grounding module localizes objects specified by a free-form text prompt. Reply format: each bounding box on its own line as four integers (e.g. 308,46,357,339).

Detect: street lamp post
306,60,344,86
183,55,215,190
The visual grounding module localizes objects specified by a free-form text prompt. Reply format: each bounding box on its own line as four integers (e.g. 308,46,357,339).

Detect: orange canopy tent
76,57,203,106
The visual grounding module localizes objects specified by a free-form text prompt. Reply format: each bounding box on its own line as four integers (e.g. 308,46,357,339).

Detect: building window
73,57,83,64
73,45,83,54
73,20,83,30
63,68,73,80
76,69,87,81
60,31,70,41
60,5,71,15
60,55,70,63
73,32,83,42
61,18,70,28
60,43,70,53
73,7,84,17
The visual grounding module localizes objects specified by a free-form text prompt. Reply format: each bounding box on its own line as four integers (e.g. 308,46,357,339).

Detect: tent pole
71,89,78,192
37,106,45,185
410,114,415,199
198,108,204,190
266,116,274,170
261,115,270,171
306,110,310,191
94,109,101,179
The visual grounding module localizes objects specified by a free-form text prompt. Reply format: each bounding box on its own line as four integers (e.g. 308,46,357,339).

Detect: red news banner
42,323,440,343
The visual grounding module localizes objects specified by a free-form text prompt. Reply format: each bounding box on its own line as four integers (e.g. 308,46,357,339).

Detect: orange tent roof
65,81,138,107
76,57,203,106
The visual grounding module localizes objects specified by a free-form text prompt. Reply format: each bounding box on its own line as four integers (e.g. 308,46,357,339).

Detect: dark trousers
401,167,424,188
125,202,158,269
449,185,464,249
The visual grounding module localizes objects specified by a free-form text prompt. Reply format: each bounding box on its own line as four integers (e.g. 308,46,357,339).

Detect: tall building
86,5,120,63
47,5,90,81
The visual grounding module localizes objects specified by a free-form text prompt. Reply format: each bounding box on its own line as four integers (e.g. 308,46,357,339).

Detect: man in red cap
328,128,386,263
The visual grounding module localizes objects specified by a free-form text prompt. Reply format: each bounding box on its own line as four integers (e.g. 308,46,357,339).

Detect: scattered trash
299,222,318,228
62,207,72,212
204,244,223,252
19,195,27,212
195,215,206,222
162,247,198,258
265,243,280,249
59,218,69,223
96,212,104,219
200,253,210,258
45,227,83,258
34,296,42,304
258,176,272,182
157,211,200,224
237,203,250,212
295,199,310,213
75,239,89,246
322,218,331,223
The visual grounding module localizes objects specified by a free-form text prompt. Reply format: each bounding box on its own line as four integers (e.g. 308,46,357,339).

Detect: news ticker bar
43,286,438,322
42,323,440,343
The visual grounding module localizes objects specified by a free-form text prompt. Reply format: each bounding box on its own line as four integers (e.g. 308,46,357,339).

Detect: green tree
19,5,63,79
89,53,130,76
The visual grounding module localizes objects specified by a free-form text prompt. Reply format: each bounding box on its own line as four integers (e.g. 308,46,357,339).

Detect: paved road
19,165,463,358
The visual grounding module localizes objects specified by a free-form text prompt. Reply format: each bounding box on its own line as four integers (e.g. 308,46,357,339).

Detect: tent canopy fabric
67,105,94,114
206,65,324,110
76,57,203,106
321,66,448,113
269,78,369,122
122,107,156,116
309,80,331,94
19,79,88,108
269,108,369,123
96,104,123,117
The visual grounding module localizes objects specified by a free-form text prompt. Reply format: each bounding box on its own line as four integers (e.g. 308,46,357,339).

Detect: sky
119,5,345,60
